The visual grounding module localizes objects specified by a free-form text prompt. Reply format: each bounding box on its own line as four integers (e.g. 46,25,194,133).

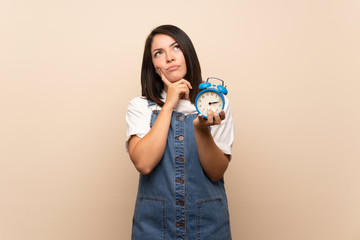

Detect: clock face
195,89,225,117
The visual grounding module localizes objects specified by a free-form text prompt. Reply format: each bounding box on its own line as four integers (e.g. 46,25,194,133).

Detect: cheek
152,58,163,69
152,58,158,67
183,64,187,74
179,55,187,71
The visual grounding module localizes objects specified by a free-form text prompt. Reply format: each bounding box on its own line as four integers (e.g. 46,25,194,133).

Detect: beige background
1,0,359,239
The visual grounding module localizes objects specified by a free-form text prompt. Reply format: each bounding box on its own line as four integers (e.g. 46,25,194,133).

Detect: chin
167,73,186,82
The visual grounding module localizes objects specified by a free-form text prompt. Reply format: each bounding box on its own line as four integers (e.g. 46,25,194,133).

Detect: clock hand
208,101,220,105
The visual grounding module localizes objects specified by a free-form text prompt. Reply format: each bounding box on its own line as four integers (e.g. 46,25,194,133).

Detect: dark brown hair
141,25,202,106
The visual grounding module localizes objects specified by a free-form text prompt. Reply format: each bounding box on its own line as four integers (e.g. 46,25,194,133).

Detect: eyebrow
152,41,178,53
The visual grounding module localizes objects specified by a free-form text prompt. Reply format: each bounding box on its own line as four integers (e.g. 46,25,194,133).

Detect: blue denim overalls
132,100,231,240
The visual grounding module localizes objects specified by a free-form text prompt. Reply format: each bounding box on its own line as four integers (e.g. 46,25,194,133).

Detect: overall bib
132,101,231,240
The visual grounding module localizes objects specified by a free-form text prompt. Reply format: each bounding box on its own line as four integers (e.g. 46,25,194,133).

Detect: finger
181,79,192,90
213,111,222,125
219,110,226,120
157,68,172,87
207,108,214,125
198,114,205,121
182,79,192,90
176,82,190,100
174,79,192,90
182,86,190,100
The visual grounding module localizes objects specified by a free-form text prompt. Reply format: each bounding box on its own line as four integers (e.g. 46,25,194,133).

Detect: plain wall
1,0,359,239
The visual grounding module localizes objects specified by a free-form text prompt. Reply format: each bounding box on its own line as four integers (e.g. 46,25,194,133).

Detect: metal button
176,157,184,162
176,200,185,206
175,178,184,184
176,115,184,121
176,222,185,227
177,136,184,141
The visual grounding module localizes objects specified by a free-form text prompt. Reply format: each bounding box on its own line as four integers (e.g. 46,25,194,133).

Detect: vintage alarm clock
195,77,228,118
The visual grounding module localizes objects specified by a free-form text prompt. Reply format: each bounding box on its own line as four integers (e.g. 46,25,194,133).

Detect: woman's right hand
157,68,192,111
129,70,192,175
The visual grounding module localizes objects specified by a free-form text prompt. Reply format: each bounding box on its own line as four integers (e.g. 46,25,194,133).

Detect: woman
126,24,234,240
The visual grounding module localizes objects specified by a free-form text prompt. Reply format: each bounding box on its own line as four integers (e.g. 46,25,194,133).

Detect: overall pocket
196,198,231,240
132,196,166,240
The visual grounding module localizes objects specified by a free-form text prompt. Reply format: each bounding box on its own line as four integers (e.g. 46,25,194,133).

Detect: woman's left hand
192,109,228,182
193,109,226,130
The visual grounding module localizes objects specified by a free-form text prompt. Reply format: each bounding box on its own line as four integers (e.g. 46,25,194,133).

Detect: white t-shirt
126,92,234,156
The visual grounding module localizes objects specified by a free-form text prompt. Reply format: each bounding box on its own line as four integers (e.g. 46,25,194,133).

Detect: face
151,34,187,83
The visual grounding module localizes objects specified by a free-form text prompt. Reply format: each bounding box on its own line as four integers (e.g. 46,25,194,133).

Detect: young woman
126,24,234,240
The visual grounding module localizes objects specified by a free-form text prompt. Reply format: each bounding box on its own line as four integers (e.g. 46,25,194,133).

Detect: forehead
151,34,176,50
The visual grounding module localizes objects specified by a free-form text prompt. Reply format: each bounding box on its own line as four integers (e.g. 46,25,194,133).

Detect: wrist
162,103,174,113
193,123,211,134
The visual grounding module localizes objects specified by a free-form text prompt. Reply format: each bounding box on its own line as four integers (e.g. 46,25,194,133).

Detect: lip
166,65,180,71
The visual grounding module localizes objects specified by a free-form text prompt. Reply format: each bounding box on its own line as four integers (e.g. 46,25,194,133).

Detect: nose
166,52,175,63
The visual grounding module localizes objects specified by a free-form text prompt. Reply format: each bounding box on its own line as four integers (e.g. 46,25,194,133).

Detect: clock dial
196,90,224,116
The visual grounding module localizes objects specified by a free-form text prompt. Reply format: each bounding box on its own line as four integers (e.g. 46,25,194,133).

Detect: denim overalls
132,100,231,240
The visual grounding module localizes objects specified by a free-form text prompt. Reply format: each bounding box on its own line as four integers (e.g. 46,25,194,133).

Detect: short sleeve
210,96,235,157
125,97,152,150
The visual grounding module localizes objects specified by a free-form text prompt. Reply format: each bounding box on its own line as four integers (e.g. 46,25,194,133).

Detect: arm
128,105,173,175
193,110,230,182
128,70,192,175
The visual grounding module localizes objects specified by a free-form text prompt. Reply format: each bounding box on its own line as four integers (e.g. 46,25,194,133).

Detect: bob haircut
141,25,202,107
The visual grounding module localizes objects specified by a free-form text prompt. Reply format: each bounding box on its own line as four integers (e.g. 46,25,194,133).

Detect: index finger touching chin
157,68,171,87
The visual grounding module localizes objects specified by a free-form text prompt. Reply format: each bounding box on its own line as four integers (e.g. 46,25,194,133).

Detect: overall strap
147,99,157,107
148,99,160,128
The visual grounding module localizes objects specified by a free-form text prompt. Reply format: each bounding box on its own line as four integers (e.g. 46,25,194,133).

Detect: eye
154,51,163,57
173,44,181,50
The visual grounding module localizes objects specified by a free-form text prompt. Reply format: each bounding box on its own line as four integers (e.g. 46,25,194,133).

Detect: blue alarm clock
195,77,228,118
